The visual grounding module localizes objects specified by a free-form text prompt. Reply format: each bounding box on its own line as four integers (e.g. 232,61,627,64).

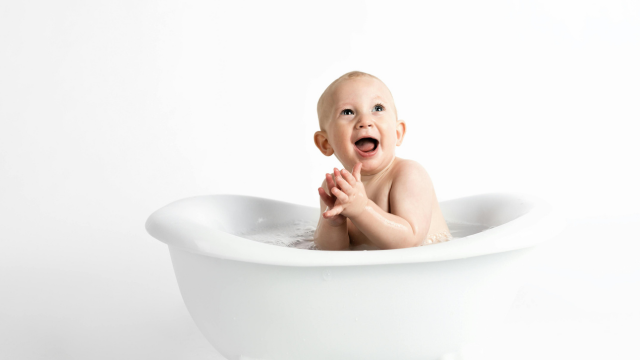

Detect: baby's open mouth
355,137,378,153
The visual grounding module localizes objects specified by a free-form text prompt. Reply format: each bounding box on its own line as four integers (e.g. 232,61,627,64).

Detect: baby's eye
341,109,354,116
373,104,385,112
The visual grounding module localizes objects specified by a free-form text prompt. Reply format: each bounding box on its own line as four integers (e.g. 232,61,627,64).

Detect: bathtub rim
145,192,566,267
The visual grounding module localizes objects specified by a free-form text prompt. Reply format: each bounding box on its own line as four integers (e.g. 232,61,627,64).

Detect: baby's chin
353,149,395,174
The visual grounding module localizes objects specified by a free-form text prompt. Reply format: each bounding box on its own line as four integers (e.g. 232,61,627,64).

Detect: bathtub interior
150,193,533,233
167,194,320,235
146,192,564,267
440,192,536,227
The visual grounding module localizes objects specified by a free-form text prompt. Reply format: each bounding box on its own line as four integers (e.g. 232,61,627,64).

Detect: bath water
237,219,491,251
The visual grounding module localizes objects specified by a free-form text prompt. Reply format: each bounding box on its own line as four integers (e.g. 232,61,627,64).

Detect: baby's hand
323,163,368,219
318,172,347,227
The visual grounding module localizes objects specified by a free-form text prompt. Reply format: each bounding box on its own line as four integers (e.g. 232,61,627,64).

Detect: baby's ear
314,131,334,156
395,120,407,146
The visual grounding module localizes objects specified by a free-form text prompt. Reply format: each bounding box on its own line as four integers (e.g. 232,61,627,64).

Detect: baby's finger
341,168,356,185
331,186,349,203
318,187,335,207
352,162,363,182
333,168,345,188
324,205,344,218
335,174,353,193
326,173,337,192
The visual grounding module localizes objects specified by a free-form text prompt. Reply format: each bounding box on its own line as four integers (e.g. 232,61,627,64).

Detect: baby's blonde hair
317,71,396,131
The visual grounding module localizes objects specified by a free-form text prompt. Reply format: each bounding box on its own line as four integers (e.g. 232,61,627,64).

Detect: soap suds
237,220,492,251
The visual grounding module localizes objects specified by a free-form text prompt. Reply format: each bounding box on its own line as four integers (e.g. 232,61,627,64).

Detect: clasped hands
318,162,369,226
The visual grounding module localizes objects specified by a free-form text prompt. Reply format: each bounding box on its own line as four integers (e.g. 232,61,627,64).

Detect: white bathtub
145,193,565,360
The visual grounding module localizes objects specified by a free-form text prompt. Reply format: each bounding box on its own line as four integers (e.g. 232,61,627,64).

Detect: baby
313,71,451,250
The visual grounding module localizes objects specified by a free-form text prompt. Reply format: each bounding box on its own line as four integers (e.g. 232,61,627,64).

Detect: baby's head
314,71,406,176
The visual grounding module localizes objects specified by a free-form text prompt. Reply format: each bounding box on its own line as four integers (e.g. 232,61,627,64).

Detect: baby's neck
360,156,397,185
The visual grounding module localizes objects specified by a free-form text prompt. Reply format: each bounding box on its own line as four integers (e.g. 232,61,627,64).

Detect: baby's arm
328,161,432,250
313,175,350,250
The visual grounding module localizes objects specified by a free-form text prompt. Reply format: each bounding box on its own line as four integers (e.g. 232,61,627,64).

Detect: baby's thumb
353,162,363,182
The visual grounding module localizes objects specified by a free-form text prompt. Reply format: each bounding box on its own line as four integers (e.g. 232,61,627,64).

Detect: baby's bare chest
365,182,391,212
347,181,392,246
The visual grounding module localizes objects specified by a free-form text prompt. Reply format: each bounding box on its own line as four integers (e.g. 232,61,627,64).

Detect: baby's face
317,77,404,176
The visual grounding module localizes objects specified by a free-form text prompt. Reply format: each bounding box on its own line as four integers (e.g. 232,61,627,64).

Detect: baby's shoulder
389,158,433,189
389,159,433,197
391,158,430,179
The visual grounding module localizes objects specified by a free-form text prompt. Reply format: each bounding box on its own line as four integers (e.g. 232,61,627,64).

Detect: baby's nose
357,117,373,128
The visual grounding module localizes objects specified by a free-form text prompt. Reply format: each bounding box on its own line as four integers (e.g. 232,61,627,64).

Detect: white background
1,0,638,359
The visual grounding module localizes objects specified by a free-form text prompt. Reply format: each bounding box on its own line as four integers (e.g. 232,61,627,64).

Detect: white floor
1,215,638,360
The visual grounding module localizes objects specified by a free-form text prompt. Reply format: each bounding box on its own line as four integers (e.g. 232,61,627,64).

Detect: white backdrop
1,1,639,359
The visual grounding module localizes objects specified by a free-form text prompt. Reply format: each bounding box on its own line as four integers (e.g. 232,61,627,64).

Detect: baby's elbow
385,233,422,250
407,226,427,248
405,235,423,248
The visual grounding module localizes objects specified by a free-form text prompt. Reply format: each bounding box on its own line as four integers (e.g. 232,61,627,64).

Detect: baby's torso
347,158,450,249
